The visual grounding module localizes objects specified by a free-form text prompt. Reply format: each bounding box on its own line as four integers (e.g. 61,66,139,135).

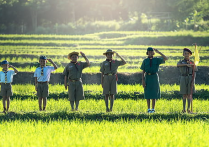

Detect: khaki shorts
1,83,13,97
103,75,117,95
68,80,85,101
37,82,49,97
180,76,195,95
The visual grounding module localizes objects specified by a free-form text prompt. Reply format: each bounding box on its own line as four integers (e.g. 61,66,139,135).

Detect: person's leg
147,99,150,109
70,101,74,111
182,95,187,113
43,97,47,111
75,101,79,110
6,97,10,111
105,94,109,112
152,99,156,112
2,96,6,112
147,99,151,113
38,97,43,111
110,94,114,112
186,95,191,112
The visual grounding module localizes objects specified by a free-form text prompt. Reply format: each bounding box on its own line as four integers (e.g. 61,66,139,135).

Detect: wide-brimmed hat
68,51,79,59
147,47,154,51
39,55,47,60
103,49,114,55
1,60,9,65
183,48,192,55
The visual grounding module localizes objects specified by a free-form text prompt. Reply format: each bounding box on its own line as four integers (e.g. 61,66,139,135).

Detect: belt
146,73,157,75
69,79,81,82
181,74,192,76
104,73,115,76
38,81,48,84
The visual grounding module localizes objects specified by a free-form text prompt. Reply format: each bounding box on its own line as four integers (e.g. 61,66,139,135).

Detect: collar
71,61,78,64
2,69,8,72
106,59,113,62
148,56,154,59
184,58,190,62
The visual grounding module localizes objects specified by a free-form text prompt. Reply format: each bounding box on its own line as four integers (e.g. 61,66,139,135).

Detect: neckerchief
148,56,153,67
41,66,45,76
183,58,191,74
3,69,8,83
106,59,112,70
71,61,78,71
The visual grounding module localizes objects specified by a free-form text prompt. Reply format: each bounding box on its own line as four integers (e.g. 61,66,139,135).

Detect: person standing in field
0,60,18,113
177,48,197,113
63,51,90,111
34,56,58,111
140,47,168,113
100,49,126,112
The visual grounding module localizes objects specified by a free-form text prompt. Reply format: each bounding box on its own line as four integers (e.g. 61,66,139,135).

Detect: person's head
103,49,114,60
1,60,9,71
146,47,155,57
183,48,192,59
39,56,47,67
68,51,79,62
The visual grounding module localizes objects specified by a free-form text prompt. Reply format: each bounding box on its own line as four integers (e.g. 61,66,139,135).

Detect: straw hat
68,51,79,59
103,49,114,55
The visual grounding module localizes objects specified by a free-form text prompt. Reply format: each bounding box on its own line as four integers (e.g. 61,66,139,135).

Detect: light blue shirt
34,66,55,82
0,70,16,83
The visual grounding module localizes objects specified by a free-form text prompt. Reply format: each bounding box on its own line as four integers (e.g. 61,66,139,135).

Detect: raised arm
9,65,18,73
47,59,58,70
154,49,168,61
114,51,126,65
80,52,90,66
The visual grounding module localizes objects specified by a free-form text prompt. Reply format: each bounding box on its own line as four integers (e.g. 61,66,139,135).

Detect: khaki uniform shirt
100,60,124,74
63,62,88,80
177,59,198,94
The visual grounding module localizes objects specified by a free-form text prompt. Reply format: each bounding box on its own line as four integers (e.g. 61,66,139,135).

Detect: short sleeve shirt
140,57,165,73
34,66,55,82
100,60,124,74
0,70,16,83
63,62,88,80
177,60,198,75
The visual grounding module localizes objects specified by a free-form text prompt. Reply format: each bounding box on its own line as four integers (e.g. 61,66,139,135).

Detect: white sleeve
10,70,16,75
34,69,38,77
49,66,55,72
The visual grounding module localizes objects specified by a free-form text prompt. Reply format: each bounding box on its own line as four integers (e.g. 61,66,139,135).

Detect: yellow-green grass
0,118,209,147
0,99,208,113
11,84,209,96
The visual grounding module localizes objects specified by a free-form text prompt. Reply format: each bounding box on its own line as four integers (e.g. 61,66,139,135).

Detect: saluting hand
80,51,86,57
153,48,160,54
113,51,119,57
47,59,53,63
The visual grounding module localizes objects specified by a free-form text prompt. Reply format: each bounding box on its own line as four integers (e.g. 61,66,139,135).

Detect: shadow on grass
0,111,209,122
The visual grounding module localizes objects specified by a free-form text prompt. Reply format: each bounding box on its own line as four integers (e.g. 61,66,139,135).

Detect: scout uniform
34,57,55,97
63,52,88,101
100,49,124,95
178,59,198,95
140,50,165,99
0,61,16,97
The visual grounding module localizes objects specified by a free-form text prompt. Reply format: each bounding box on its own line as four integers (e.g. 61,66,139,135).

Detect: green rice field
0,31,208,73
0,31,209,147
